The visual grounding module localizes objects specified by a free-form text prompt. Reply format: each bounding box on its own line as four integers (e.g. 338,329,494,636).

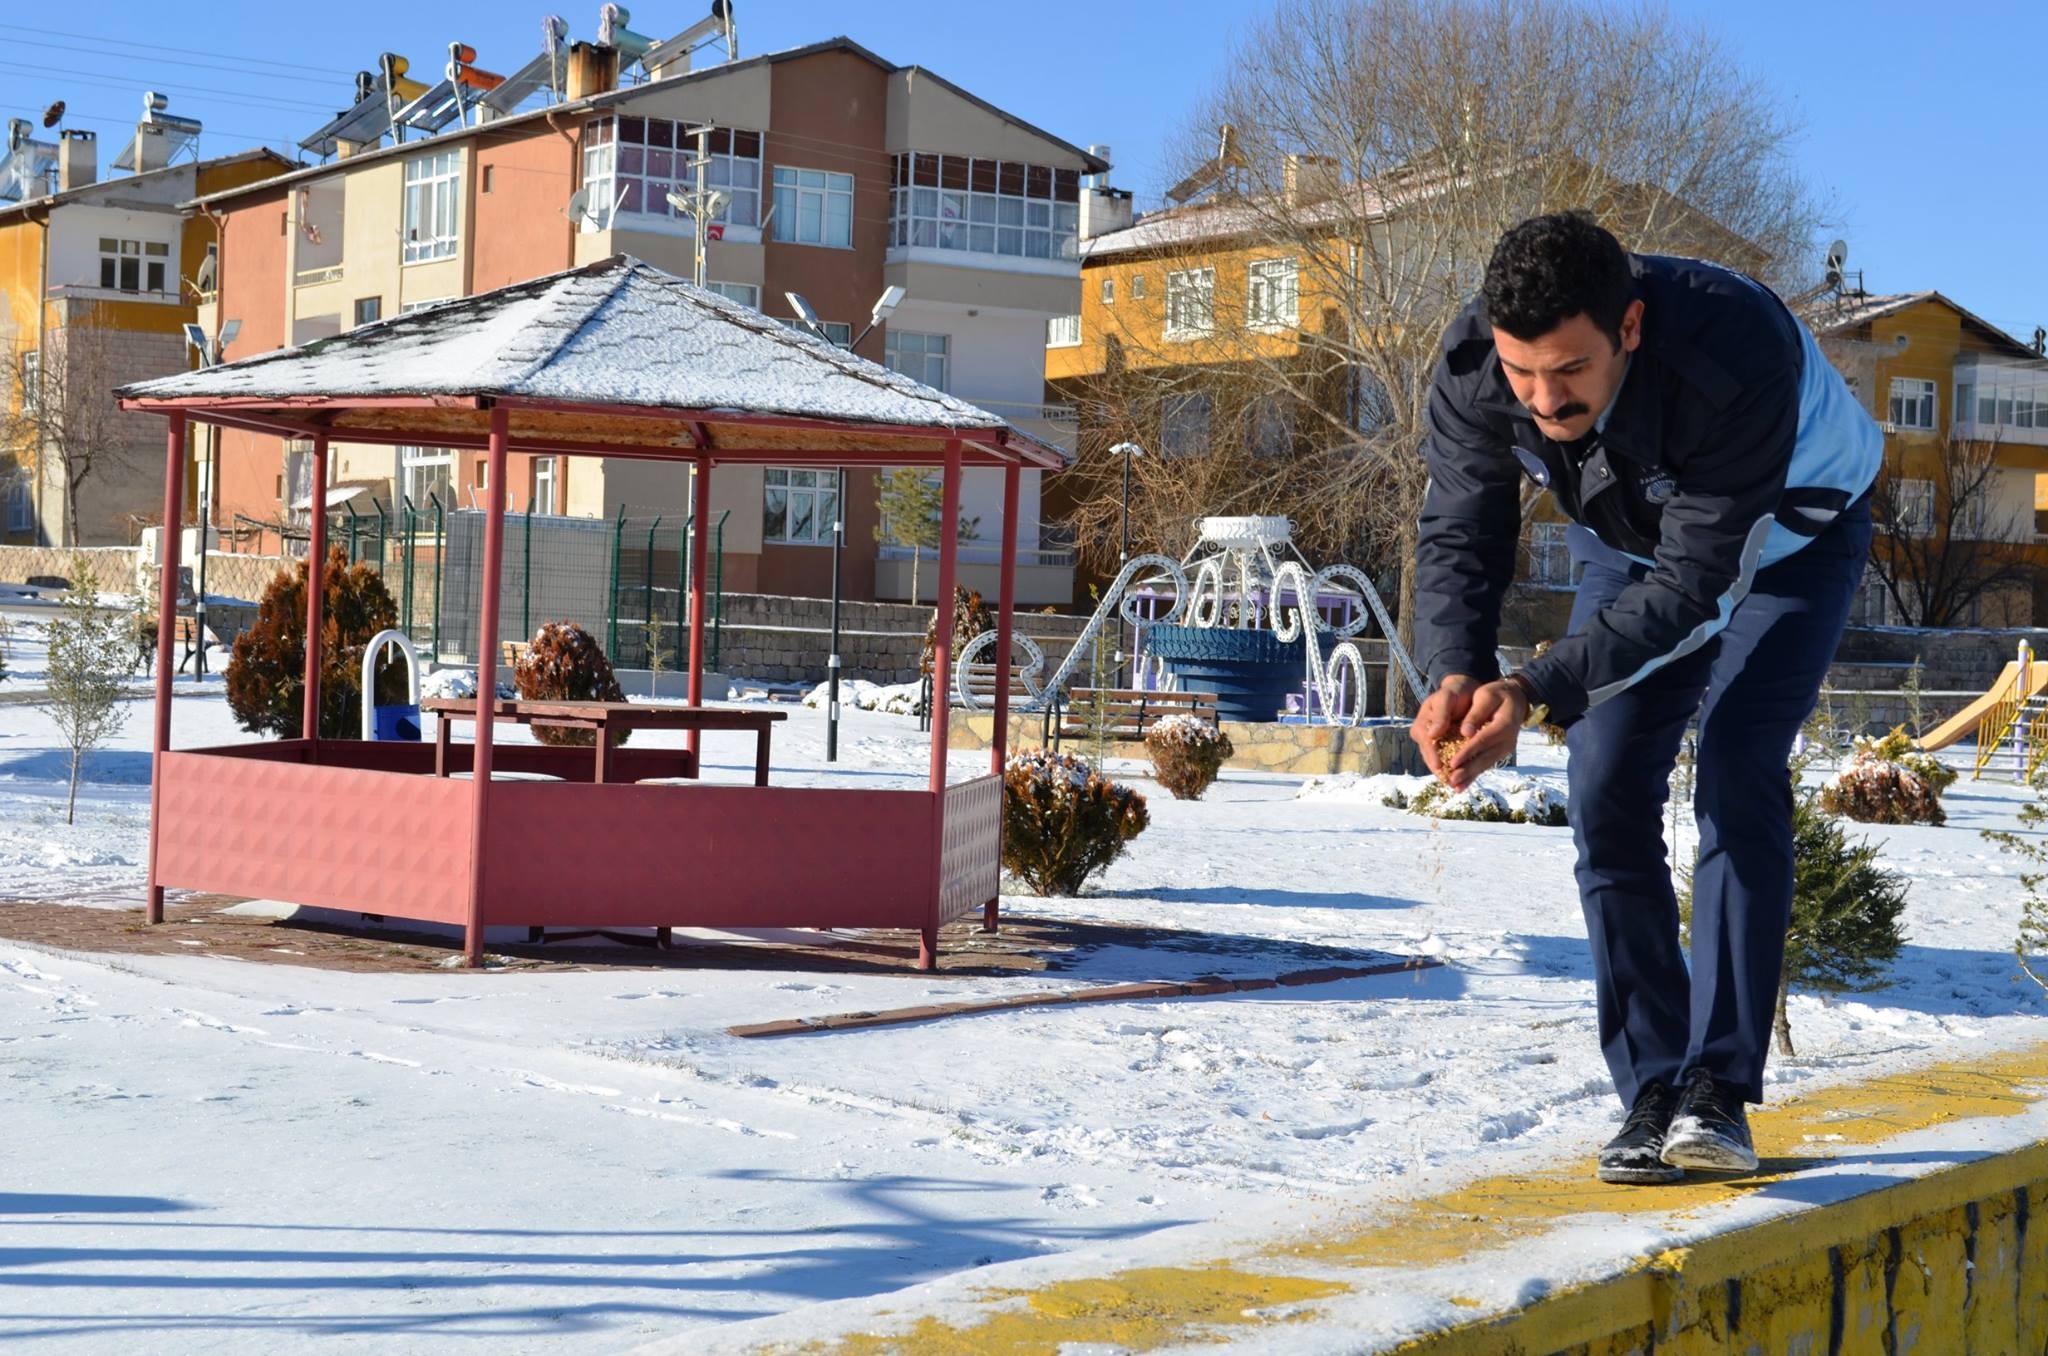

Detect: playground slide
1915,661,2048,751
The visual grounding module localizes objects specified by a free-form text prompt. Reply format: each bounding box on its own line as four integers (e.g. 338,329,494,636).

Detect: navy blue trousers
1563,499,1872,1108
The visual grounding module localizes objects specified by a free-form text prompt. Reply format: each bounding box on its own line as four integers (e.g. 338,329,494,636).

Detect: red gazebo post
984,459,1019,932
462,405,512,966
301,433,329,752
921,437,964,969
145,411,188,925
686,455,710,755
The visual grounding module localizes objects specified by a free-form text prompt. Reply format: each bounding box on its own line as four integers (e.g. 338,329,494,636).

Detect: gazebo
118,256,1066,968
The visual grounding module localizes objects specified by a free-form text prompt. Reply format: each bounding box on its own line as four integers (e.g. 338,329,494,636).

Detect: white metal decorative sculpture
955,517,1425,724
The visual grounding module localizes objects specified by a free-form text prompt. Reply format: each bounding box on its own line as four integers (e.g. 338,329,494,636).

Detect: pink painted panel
155,749,472,923
482,783,936,929
938,775,1002,925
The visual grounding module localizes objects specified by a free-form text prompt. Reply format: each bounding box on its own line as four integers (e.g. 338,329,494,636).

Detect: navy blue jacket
1413,253,1882,725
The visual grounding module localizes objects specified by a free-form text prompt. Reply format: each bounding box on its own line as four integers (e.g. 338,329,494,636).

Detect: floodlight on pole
849,283,907,351
783,290,828,341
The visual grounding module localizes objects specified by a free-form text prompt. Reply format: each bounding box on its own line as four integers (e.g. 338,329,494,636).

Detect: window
884,330,949,390
1161,391,1212,458
579,118,762,229
1046,314,1081,348
1101,278,1115,305
707,281,759,309
532,457,556,515
1887,376,1935,430
5,470,28,532
353,296,382,327
1956,382,1974,428
889,153,1079,262
1889,477,1935,537
481,164,495,194
1848,563,1890,627
400,447,455,506
772,166,854,248
401,297,453,314
763,467,835,544
403,150,462,262
1247,257,1299,329
1247,396,1292,458
1131,274,1147,299
1165,268,1215,337
98,238,169,293
1528,522,1575,586
19,349,38,412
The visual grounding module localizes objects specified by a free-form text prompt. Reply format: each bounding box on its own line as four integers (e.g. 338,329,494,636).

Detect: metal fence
325,496,726,669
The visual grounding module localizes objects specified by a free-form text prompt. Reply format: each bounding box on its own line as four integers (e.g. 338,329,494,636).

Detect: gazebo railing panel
155,748,471,923
938,775,1003,926
481,782,937,931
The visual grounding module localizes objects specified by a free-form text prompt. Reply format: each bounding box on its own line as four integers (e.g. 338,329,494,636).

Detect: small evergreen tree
225,546,404,739
1984,773,2048,993
1682,771,1908,1056
876,468,980,604
514,621,629,747
40,557,133,824
1902,659,1925,736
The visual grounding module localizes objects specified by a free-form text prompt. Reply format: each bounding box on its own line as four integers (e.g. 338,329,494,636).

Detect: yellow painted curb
754,1039,2048,1355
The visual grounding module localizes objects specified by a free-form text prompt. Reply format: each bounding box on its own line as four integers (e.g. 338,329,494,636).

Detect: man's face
1492,301,1644,443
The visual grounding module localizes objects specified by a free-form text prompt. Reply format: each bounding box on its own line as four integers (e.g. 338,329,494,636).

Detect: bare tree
0,304,138,546
1866,435,2037,628
1061,0,1823,711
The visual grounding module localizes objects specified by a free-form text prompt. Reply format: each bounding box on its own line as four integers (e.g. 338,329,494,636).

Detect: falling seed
1437,737,1464,765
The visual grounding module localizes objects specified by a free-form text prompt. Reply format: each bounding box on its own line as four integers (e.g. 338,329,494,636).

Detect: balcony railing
961,396,1078,427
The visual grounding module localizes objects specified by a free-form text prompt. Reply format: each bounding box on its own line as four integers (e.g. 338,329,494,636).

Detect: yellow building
0,111,288,545
1797,289,2048,627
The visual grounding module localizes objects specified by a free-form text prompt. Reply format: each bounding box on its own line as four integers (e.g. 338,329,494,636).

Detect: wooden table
422,698,786,785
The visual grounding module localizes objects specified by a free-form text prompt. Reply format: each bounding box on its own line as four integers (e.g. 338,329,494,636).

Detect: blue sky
7,2,2043,341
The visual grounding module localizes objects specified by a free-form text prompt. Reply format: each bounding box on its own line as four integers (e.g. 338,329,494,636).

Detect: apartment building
0,107,289,544
1799,287,2048,627
196,27,1099,606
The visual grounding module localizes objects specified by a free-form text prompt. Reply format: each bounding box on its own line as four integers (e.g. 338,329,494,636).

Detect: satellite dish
1823,238,1848,285
41,101,64,128
193,253,217,293
564,186,591,223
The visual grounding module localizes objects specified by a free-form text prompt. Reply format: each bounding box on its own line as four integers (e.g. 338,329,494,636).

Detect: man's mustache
1534,402,1589,422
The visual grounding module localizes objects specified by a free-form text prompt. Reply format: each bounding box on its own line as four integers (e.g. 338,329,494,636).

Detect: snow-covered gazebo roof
118,255,1068,470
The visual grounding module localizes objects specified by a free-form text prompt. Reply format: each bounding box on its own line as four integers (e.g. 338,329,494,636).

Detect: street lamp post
1108,441,1143,683
788,286,907,762
181,319,238,680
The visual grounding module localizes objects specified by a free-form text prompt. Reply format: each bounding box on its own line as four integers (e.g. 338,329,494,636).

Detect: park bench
1054,687,1220,747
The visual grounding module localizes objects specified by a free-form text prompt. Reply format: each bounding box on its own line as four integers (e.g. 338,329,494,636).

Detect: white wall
48,202,186,293
886,299,1046,551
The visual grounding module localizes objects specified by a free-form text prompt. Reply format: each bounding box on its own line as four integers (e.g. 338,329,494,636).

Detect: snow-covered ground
2,679,2043,1353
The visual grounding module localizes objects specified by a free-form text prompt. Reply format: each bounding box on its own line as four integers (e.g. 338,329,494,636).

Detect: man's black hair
1481,211,1635,348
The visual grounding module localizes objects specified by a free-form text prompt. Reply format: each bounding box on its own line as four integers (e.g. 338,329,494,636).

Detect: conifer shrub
1984,772,2048,994
513,621,629,747
1143,713,1233,800
1001,750,1148,895
1819,726,1951,825
225,546,403,739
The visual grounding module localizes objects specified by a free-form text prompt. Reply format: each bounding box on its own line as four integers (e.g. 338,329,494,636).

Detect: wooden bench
1054,687,1220,745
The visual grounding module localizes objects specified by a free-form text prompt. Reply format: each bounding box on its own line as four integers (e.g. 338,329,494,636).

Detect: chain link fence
325,497,726,668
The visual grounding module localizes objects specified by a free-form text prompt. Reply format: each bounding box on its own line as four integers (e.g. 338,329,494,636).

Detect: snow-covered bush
1001,750,1149,896
226,547,404,739
421,668,513,701
1143,714,1233,800
1379,772,1568,827
1819,727,1949,826
1987,771,2048,994
514,621,629,747
801,678,923,716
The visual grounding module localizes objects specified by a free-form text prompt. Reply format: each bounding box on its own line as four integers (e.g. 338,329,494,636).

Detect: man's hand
1444,678,1529,791
1411,675,1477,784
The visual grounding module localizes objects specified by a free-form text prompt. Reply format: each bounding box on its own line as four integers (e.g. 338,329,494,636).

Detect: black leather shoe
1660,1066,1758,1173
1597,1079,1684,1184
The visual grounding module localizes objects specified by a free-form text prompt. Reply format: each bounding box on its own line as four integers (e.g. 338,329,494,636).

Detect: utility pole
825,466,846,761
666,128,725,289
1109,441,1144,685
